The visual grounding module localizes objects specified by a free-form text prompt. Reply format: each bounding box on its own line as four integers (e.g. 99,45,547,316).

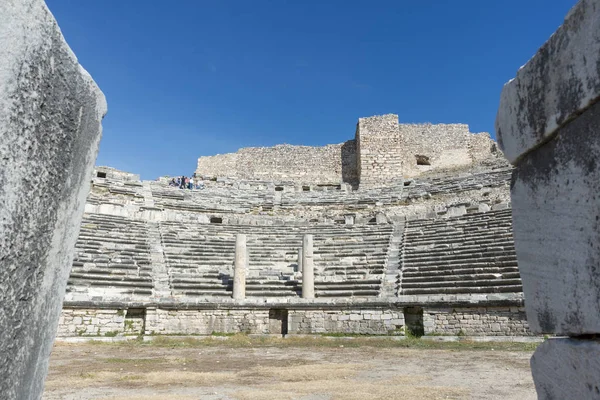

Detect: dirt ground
43,337,537,400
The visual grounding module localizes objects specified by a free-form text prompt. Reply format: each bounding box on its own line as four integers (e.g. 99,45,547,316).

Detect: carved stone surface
509,100,600,335
531,338,600,400
496,0,600,163
0,0,106,398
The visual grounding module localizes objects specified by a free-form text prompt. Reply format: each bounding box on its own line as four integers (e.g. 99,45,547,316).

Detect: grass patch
85,334,540,352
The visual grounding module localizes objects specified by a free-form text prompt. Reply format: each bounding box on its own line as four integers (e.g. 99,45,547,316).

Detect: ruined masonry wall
423,306,531,336
356,114,403,188
196,142,358,184
57,309,125,337
196,115,498,187
146,309,271,335
195,152,238,179
289,309,404,334
56,307,529,337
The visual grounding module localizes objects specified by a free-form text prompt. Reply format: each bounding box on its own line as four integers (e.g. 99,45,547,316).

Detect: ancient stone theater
57,113,529,338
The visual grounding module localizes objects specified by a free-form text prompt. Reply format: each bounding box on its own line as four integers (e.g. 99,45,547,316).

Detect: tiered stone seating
86,180,145,206
400,209,521,295
312,225,394,297
67,213,153,298
151,183,270,214
160,221,236,297
158,222,394,299
404,167,512,200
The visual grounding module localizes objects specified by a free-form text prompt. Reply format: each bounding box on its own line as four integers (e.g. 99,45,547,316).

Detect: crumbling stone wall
496,0,600,397
196,143,352,184
400,123,494,175
94,166,140,181
423,306,530,336
289,309,404,334
355,114,403,188
0,0,106,398
237,144,345,183
56,305,530,337
195,152,238,179
145,308,271,335
196,115,500,188
57,309,125,337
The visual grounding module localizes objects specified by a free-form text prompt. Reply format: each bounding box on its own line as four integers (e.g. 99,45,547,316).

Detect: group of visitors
169,175,204,190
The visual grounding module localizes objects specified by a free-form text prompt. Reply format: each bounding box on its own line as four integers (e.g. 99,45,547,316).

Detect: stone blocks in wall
356,114,403,188
146,309,271,335
530,338,600,400
496,0,600,336
288,309,404,335
0,1,106,398
57,309,125,337
196,143,353,184
423,307,530,336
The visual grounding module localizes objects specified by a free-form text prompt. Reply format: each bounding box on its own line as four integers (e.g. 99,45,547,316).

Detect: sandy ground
43,339,536,400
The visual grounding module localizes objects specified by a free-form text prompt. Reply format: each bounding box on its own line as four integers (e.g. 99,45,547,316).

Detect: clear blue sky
46,0,576,180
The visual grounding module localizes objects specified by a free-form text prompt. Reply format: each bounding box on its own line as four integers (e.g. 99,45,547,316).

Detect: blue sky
46,0,576,180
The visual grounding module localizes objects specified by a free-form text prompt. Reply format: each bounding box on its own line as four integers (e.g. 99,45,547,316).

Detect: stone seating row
67,213,153,298
87,165,510,214
400,209,521,295
160,221,394,298
66,209,522,300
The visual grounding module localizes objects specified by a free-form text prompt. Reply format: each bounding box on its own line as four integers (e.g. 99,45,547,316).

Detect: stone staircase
399,209,521,295
379,222,405,298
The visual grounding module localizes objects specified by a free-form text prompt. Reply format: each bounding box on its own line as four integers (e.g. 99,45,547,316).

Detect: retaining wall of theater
56,304,531,337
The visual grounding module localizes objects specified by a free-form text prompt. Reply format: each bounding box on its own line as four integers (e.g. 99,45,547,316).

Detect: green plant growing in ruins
104,331,119,337
124,320,136,332
116,310,125,316
457,329,466,337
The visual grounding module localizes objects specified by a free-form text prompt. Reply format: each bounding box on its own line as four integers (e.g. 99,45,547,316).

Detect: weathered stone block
509,100,600,335
0,0,106,398
531,338,600,400
496,0,600,163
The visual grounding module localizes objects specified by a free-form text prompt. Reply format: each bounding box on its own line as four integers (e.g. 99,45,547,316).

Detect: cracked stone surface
0,0,106,398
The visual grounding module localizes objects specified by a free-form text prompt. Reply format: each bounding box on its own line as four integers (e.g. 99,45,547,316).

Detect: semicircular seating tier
400,209,521,295
65,208,522,303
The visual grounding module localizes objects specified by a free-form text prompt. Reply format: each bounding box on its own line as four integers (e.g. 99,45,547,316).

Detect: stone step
401,284,523,295
402,260,518,272
402,273,521,284
315,290,380,297
402,266,519,277
403,253,517,266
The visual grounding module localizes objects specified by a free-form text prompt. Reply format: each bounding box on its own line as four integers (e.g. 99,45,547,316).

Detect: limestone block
496,0,600,163
0,0,106,398
531,338,600,399
510,100,600,335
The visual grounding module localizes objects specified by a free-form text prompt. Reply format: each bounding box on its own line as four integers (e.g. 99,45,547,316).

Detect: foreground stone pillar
302,234,315,299
0,1,106,398
233,234,247,300
496,1,600,397
297,248,303,273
